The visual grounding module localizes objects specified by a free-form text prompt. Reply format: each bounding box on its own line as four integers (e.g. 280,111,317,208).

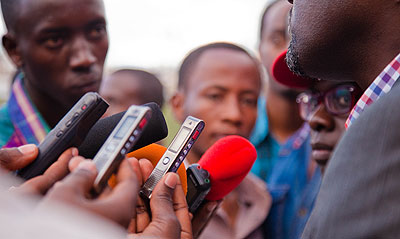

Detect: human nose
222,97,242,126
69,37,96,70
308,104,335,132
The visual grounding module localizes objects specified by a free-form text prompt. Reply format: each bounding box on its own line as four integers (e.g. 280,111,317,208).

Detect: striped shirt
345,53,400,128
0,74,50,148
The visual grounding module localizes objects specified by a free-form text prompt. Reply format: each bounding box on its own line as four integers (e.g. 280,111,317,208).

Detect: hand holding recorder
18,92,108,180
65,154,192,238
17,91,167,181
140,116,204,200
4,146,77,196
0,144,38,172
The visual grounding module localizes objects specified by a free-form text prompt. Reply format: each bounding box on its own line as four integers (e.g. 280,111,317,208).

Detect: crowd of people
0,0,399,238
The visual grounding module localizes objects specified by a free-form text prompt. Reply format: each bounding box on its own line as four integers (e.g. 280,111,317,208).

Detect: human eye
240,95,258,107
206,93,222,101
325,86,353,114
42,34,64,49
204,90,224,102
336,91,351,107
269,32,286,47
87,23,107,40
299,92,319,112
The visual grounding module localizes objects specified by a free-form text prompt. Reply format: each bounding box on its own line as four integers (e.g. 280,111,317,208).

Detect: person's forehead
196,48,258,74
187,49,261,90
263,1,291,33
17,0,105,32
105,73,142,91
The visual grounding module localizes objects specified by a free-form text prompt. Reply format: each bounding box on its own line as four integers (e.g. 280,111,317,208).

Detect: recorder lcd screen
169,126,191,153
114,116,137,139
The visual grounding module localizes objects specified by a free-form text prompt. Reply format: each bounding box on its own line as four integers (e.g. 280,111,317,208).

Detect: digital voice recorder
92,105,151,194
18,92,108,180
140,116,205,200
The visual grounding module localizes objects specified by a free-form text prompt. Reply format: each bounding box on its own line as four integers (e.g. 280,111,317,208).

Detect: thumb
0,144,38,171
149,173,181,228
60,160,97,195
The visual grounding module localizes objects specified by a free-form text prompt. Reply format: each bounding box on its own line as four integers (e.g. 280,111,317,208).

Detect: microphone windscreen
198,135,257,201
78,102,168,159
127,144,187,195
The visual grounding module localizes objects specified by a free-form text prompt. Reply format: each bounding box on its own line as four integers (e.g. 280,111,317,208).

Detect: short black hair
111,69,165,107
1,0,20,33
178,42,260,90
259,0,283,41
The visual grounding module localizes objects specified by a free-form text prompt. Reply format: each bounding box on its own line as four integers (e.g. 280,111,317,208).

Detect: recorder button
133,130,139,136
72,112,79,120
106,142,117,152
125,142,131,149
66,113,79,127
65,120,72,127
121,148,127,155
56,131,63,137
139,118,147,129
192,131,200,140
162,157,170,165
129,136,135,142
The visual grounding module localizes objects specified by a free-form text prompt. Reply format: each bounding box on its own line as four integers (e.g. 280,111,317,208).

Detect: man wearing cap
253,1,320,238
273,49,363,237
285,0,400,237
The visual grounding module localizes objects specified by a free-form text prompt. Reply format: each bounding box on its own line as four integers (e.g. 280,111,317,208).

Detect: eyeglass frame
296,84,360,121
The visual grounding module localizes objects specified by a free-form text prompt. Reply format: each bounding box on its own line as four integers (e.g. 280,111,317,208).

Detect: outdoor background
0,0,273,99
0,0,272,142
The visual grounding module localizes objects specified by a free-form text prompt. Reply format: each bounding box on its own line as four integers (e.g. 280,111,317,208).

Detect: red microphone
198,135,257,201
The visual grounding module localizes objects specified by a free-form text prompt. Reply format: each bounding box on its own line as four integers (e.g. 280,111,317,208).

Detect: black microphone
78,102,168,159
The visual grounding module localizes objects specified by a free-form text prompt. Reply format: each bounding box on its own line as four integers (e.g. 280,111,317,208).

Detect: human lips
311,143,333,167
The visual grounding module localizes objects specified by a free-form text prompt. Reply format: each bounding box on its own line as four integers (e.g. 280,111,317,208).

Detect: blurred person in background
285,0,400,236
251,1,321,238
271,50,362,237
100,68,164,117
171,42,271,239
0,0,108,148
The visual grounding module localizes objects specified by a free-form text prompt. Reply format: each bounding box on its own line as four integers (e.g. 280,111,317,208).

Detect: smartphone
92,105,152,194
186,164,211,213
140,116,205,200
18,92,108,180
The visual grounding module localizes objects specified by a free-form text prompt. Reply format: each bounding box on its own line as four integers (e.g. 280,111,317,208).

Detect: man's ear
170,91,186,123
2,34,22,68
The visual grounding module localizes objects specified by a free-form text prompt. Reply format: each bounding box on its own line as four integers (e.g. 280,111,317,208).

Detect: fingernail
71,147,78,157
77,160,97,174
164,173,178,189
18,144,36,154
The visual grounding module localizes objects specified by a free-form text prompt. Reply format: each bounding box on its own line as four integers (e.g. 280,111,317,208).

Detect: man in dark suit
284,0,400,237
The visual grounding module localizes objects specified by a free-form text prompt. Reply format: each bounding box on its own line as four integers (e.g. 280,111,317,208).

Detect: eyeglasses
296,84,359,121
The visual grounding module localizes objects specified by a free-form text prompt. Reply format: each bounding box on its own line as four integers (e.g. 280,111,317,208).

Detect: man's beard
286,32,308,78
